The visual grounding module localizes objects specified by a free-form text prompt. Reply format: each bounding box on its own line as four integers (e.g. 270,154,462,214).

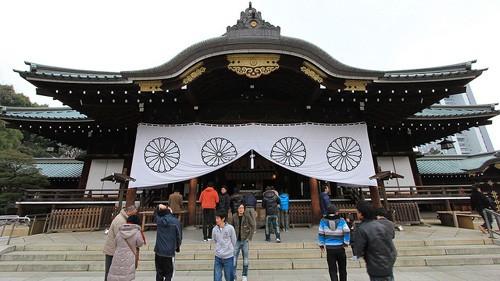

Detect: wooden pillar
188,178,198,226
369,185,382,209
125,187,137,208
309,177,321,224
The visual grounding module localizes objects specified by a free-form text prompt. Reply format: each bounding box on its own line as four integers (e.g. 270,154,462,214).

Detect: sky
1,0,499,149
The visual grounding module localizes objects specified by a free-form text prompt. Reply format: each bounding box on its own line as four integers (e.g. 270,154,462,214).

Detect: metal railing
483,209,500,239
0,215,31,245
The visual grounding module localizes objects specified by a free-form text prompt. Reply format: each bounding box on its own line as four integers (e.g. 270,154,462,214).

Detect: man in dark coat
243,190,257,229
218,185,231,216
353,201,397,281
320,184,332,216
154,204,182,281
470,185,497,233
262,186,281,242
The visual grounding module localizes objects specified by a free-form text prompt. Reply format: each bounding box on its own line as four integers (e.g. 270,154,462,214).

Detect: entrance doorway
200,151,310,199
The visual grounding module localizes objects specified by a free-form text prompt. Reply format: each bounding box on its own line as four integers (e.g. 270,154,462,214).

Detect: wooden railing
21,189,128,201
45,207,103,233
380,185,471,198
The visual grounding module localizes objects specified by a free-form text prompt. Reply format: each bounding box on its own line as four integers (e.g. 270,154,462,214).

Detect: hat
126,214,141,225
326,204,339,214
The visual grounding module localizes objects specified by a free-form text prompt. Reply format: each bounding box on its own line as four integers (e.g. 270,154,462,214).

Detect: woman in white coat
107,214,146,281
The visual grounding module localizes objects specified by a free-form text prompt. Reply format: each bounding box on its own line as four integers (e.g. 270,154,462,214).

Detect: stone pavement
1,220,499,281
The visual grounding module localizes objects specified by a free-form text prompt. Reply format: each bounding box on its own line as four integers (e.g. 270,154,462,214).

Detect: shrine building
2,4,499,224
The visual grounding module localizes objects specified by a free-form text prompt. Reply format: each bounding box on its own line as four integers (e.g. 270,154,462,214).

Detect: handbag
125,239,139,269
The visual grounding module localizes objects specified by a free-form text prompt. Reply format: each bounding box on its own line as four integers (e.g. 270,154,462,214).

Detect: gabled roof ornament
226,2,280,39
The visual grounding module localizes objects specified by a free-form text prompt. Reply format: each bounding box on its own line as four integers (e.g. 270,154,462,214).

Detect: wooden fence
45,207,103,233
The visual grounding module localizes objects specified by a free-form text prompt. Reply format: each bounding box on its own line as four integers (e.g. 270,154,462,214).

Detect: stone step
1,254,499,272
2,244,500,262
11,237,493,252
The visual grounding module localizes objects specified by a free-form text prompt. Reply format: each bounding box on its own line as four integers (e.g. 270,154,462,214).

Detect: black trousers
155,254,175,281
326,247,347,281
104,254,113,281
202,208,215,240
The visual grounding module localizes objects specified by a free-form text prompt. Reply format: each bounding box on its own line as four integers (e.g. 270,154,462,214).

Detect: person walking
470,185,497,233
347,214,360,261
262,186,281,243
232,203,255,281
168,188,183,213
103,205,137,281
107,214,145,281
243,190,257,231
230,188,245,218
279,189,290,231
353,201,397,281
318,204,350,281
199,181,219,241
218,185,231,217
320,185,332,216
154,203,182,281
213,209,237,281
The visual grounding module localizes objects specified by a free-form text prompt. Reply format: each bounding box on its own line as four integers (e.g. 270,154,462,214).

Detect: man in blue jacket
279,189,290,231
154,203,182,281
320,185,332,216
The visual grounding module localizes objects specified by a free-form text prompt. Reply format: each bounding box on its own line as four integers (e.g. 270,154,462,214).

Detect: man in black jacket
353,201,397,281
154,204,182,281
470,185,497,234
262,186,281,243
218,185,231,217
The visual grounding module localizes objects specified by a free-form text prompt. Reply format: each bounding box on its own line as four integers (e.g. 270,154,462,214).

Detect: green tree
0,149,49,214
1,84,77,157
0,120,23,150
0,85,45,107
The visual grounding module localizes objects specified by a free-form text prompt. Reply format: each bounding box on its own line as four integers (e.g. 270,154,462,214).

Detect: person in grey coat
103,205,137,281
107,214,146,281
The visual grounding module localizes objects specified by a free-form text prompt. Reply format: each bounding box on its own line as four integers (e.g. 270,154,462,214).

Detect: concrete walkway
1,221,499,281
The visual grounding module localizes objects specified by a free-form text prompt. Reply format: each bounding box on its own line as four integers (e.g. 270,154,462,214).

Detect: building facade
1,4,499,221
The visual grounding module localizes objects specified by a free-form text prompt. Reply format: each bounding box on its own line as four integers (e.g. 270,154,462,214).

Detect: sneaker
276,238,281,243
203,239,208,242
265,239,270,242
479,225,488,234
242,276,248,281
207,238,212,241
350,256,360,261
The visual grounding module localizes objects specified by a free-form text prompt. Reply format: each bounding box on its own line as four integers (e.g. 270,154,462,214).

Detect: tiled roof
14,62,125,83
1,107,88,120
35,159,83,178
413,105,496,118
416,152,499,175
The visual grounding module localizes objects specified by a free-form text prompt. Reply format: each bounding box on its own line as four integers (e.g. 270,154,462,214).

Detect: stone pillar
188,178,198,226
309,177,321,224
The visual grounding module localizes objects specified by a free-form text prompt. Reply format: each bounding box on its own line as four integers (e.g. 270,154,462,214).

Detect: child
213,209,237,281
347,214,360,261
107,214,146,281
318,204,350,281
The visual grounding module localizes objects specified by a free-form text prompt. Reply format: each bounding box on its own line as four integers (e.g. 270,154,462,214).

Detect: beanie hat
326,204,340,214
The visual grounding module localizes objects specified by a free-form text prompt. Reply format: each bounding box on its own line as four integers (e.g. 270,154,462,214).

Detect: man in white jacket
103,205,137,281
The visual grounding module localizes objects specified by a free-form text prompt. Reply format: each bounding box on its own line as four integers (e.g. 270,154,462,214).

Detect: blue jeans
233,240,249,279
214,256,234,281
265,215,280,241
370,274,395,281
